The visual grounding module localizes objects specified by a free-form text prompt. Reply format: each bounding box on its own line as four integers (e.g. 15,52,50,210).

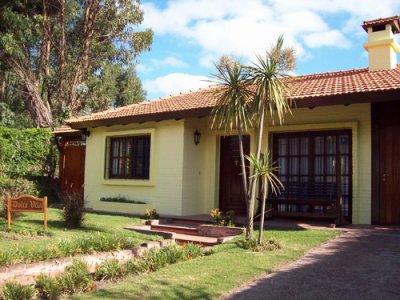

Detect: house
62,16,400,225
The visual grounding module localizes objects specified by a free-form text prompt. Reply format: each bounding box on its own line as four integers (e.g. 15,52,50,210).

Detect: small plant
95,258,126,281
224,210,235,226
182,243,202,260
125,258,149,275
35,274,63,300
236,238,281,252
210,208,223,225
143,208,159,220
2,280,35,300
59,190,86,229
210,208,235,226
57,259,92,294
100,196,146,204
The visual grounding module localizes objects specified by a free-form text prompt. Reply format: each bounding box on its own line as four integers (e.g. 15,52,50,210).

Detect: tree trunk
10,60,54,128
258,177,268,244
68,0,100,113
247,109,265,239
57,0,66,115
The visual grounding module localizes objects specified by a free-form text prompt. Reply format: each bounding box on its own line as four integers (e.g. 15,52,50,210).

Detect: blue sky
137,0,400,100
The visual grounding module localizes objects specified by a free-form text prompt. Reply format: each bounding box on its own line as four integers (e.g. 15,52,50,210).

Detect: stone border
0,239,175,287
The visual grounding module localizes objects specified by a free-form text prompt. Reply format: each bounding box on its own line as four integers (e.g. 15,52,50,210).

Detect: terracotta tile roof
67,65,400,127
362,16,400,33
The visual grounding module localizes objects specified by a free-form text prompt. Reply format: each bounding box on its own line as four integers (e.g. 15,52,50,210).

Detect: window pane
109,135,150,179
289,137,298,155
315,136,324,154
278,138,288,155
326,136,336,154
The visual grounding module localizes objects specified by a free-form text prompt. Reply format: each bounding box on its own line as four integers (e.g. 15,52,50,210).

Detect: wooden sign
7,195,48,230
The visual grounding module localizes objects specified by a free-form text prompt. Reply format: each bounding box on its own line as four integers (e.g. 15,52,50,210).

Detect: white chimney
362,16,400,71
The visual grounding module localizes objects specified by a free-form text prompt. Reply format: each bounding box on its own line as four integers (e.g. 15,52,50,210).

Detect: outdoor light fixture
81,130,90,141
194,129,201,146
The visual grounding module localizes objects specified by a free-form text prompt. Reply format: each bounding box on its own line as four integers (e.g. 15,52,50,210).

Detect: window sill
101,179,155,187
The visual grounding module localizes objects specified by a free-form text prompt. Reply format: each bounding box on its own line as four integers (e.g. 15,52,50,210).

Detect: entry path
222,227,400,300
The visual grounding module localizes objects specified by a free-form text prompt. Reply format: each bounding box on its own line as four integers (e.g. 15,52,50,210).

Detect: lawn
74,229,339,300
0,208,154,251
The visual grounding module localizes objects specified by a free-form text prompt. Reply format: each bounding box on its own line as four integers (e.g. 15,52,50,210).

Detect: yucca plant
246,152,283,244
244,35,295,239
209,57,253,218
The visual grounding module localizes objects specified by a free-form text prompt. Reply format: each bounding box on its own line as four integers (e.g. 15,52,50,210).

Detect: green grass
0,208,154,250
74,229,339,300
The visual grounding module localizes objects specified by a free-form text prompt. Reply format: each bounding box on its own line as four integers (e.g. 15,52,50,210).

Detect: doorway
219,135,249,216
372,101,400,225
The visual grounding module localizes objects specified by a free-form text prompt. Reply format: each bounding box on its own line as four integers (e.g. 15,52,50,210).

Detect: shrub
236,238,281,252
35,274,63,300
143,208,159,220
95,258,127,281
182,243,202,260
0,127,56,178
125,258,149,275
224,210,235,226
1,281,35,300
59,190,85,229
100,196,146,204
210,208,223,225
210,208,235,226
58,259,92,294
0,177,38,220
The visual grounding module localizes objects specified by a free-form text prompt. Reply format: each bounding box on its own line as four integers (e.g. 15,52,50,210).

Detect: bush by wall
0,127,56,178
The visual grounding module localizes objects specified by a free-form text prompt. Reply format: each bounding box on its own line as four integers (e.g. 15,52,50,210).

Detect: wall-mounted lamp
81,130,90,141
194,129,201,146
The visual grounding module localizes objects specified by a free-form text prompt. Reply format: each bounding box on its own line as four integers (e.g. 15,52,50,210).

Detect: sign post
7,195,48,230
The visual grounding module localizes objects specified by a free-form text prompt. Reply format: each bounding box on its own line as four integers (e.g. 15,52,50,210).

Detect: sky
136,0,400,100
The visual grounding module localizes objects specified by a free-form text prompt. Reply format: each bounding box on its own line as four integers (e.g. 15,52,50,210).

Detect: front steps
125,219,244,247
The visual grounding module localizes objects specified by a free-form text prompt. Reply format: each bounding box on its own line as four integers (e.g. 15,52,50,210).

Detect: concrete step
173,233,220,247
151,224,199,236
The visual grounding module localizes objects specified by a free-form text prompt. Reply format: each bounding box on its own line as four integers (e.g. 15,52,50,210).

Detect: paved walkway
222,227,400,300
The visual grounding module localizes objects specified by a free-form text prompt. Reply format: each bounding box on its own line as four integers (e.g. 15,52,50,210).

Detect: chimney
362,16,400,71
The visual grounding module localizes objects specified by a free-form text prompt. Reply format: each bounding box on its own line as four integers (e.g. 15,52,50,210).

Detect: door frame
218,135,250,215
371,100,400,225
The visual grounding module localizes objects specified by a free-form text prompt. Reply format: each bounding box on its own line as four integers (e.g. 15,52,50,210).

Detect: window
271,130,352,218
108,135,151,179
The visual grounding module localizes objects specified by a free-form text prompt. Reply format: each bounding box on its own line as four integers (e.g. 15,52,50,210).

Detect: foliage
246,152,283,243
0,177,39,220
0,0,152,127
35,274,63,300
209,60,253,229
100,196,146,204
182,243,203,260
236,238,281,252
57,259,93,294
0,231,140,267
210,208,223,225
210,36,295,241
143,208,159,220
210,208,235,226
60,190,85,229
79,230,338,300
95,258,127,281
1,280,35,300
0,127,56,178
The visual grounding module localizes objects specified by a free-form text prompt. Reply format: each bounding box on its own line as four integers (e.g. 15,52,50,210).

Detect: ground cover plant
75,229,339,300
1,244,204,299
0,208,157,266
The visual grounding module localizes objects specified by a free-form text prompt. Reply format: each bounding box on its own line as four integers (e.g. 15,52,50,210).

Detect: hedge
0,127,56,178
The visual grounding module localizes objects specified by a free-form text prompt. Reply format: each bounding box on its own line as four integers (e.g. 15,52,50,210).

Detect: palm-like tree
246,152,283,243
210,59,253,215
245,35,295,239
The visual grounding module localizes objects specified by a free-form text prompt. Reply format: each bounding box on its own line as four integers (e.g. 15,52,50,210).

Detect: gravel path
221,228,400,300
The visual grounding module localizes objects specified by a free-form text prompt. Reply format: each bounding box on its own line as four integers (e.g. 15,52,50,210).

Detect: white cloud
303,30,351,48
152,56,188,68
142,0,400,64
143,73,210,99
